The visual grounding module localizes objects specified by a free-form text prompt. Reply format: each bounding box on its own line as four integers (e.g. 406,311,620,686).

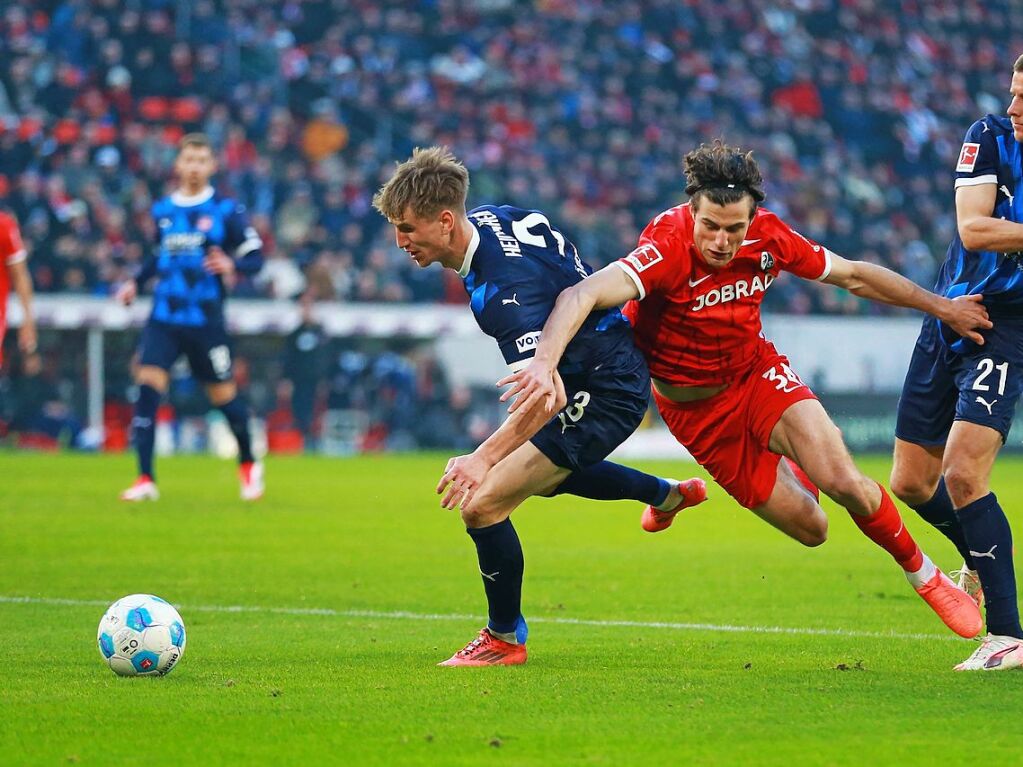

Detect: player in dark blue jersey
891,57,1023,670
374,147,707,666
115,133,265,503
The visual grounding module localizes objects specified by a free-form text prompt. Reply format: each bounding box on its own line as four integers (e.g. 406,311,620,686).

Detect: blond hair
373,146,469,221
178,132,212,152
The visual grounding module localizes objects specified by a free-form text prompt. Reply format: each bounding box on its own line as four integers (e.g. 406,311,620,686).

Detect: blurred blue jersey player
892,57,1023,670
116,133,265,503
373,147,706,667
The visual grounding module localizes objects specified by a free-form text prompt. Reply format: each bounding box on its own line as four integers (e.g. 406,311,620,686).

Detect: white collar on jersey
457,222,481,278
170,186,215,207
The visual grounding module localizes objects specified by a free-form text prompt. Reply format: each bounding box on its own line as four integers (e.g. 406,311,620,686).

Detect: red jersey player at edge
0,211,37,367
501,141,991,640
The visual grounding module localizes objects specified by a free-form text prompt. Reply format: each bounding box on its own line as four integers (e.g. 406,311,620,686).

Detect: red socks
849,483,924,572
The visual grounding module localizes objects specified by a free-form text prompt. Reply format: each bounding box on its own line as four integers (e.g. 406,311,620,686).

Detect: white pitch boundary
0,595,959,642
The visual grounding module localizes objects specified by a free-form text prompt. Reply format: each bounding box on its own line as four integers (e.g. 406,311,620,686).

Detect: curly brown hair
373,146,469,221
683,140,765,217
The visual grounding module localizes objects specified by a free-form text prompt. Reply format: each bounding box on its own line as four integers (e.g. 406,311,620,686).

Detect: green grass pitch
1,452,1021,765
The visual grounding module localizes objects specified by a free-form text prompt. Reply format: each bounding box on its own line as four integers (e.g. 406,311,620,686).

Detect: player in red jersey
0,211,37,367
502,142,992,639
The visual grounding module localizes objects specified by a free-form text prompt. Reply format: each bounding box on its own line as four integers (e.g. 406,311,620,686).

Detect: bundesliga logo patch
957,142,980,173
624,243,664,273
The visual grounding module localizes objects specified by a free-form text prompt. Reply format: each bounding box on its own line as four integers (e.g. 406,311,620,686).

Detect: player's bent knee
461,506,507,529
819,470,871,510
206,382,237,406
795,512,828,547
888,473,933,506
135,366,169,393
459,491,517,528
943,467,986,507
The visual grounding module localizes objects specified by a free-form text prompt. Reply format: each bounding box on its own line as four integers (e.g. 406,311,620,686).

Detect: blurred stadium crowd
2,0,1018,314
1,0,1020,450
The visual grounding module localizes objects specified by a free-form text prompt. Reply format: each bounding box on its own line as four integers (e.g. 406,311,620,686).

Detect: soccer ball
97,594,186,677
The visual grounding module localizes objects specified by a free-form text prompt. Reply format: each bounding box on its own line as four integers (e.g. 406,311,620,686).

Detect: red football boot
914,568,984,639
438,629,527,667
641,477,708,533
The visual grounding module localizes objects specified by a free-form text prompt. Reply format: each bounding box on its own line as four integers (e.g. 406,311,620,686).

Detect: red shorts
653,350,817,509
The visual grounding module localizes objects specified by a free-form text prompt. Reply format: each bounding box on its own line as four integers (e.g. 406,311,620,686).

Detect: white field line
0,595,959,642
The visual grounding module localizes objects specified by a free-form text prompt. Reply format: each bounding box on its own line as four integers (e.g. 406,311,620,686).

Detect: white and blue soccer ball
97,594,186,677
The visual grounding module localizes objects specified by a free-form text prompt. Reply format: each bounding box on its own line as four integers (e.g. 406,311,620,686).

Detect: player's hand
115,280,137,306
497,358,559,415
943,294,992,345
203,247,236,276
17,321,37,354
436,452,493,511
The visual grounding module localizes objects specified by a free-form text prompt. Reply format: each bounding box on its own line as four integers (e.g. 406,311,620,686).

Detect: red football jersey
616,204,832,386
0,212,27,328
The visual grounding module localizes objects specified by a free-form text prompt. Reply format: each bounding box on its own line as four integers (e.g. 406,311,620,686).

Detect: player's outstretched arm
500,265,641,414
956,183,1023,252
436,371,567,510
8,259,36,354
823,254,992,344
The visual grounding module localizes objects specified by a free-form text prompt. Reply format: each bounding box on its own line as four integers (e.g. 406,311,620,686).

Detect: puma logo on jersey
692,274,775,312
976,396,998,415
970,545,998,560
1000,185,1015,206
502,294,520,306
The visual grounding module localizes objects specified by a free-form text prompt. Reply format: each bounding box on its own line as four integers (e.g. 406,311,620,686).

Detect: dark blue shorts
530,350,649,472
896,315,1023,444
138,320,235,383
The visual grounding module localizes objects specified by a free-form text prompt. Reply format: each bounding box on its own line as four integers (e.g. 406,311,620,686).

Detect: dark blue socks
219,396,254,464
957,493,1023,639
911,478,976,570
131,384,160,480
466,519,525,639
553,461,671,506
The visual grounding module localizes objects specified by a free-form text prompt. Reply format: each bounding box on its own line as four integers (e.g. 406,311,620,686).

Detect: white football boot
120,476,159,502
954,634,1023,671
239,461,265,501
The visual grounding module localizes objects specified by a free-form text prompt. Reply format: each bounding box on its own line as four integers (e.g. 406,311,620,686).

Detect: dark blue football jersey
460,205,634,378
148,187,262,327
938,115,1023,317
